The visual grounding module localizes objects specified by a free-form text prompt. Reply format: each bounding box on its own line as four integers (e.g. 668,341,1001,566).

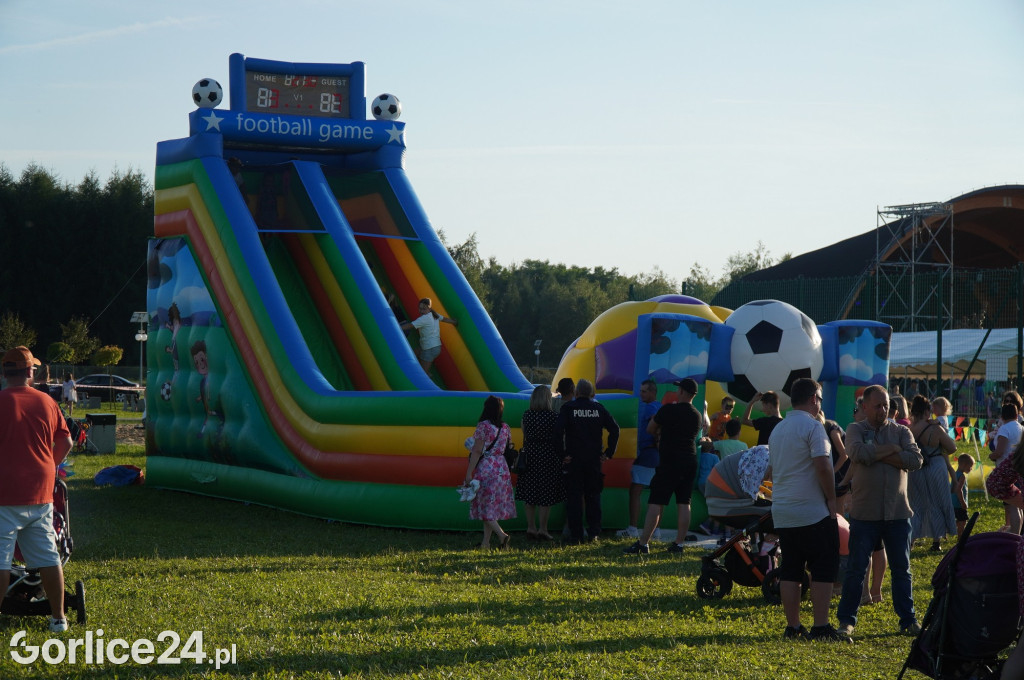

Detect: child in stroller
698,445,851,604
1,477,87,628
61,404,99,455
698,446,782,601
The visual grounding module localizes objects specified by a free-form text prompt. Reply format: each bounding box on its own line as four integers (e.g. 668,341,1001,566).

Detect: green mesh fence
709,264,1024,406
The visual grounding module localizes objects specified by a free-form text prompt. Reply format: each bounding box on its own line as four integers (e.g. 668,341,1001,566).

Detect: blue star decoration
386,124,404,144
202,111,225,132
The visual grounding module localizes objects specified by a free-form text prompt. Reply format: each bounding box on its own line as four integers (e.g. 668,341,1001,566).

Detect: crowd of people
458,373,1024,650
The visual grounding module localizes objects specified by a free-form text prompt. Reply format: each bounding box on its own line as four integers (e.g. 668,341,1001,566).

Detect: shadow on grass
68,475,725,575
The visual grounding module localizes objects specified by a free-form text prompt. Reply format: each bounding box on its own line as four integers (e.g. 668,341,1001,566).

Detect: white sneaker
837,623,854,638
651,529,664,542
616,526,640,538
49,617,69,633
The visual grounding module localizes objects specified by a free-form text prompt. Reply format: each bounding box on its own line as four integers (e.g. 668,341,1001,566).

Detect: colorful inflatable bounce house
148,55,892,530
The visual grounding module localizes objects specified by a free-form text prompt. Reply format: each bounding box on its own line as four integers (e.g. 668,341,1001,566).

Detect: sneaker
837,623,855,638
806,624,853,643
901,622,922,636
782,624,809,640
623,541,650,554
48,617,69,633
666,542,684,554
651,528,664,542
616,526,640,538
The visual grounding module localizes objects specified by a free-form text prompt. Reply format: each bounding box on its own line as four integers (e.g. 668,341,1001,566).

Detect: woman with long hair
464,395,516,548
907,395,958,551
515,385,565,540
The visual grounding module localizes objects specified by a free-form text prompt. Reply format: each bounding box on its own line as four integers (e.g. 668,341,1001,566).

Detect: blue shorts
419,345,441,362
0,504,60,570
630,465,656,487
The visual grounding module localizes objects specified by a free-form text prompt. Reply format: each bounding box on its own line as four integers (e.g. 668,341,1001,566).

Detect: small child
696,438,720,498
697,438,726,541
714,419,747,458
950,453,975,539
932,397,952,430
708,397,735,441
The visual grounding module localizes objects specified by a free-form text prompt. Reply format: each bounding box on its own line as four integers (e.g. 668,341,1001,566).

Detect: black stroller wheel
696,566,733,599
74,580,86,624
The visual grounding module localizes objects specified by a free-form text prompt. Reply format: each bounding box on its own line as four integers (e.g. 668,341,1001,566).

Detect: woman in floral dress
515,385,566,540
464,395,516,548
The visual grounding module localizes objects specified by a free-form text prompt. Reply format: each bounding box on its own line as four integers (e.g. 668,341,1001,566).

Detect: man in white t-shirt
768,378,848,642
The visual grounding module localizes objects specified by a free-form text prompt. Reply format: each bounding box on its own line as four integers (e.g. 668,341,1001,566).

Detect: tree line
0,164,152,368
441,232,789,369
0,163,784,374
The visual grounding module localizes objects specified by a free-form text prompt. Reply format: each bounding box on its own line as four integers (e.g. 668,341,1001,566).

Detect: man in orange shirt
0,346,73,632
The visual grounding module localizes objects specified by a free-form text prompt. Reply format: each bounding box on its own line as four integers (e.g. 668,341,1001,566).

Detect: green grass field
0,442,1010,679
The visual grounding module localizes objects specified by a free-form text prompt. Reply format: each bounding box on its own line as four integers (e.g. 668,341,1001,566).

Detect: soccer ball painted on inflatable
725,300,823,410
371,93,402,121
161,381,173,401
192,79,223,108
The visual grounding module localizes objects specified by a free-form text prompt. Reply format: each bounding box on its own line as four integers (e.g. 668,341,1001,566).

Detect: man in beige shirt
837,384,923,639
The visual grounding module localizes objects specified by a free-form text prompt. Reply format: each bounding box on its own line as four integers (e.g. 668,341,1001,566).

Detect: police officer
554,378,619,544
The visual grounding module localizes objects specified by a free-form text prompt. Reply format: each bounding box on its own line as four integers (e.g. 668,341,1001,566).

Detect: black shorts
776,516,839,583
648,458,697,506
954,506,969,522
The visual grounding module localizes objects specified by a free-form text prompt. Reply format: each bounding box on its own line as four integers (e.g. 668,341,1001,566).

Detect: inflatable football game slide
148,55,892,530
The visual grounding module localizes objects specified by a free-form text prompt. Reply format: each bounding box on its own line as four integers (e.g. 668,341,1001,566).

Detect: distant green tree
92,345,123,368
47,342,75,364
60,317,100,365
439,230,493,311
680,263,723,303
682,243,793,305
0,311,37,353
723,240,792,283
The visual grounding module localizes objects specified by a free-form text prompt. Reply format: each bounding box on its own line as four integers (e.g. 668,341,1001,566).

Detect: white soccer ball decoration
161,381,173,401
192,78,223,108
371,93,401,121
725,300,823,411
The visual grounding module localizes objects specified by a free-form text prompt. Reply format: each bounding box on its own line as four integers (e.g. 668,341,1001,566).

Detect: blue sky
2,1,1022,283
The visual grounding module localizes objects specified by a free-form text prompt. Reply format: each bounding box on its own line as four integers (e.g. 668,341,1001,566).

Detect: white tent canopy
890,329,1023,379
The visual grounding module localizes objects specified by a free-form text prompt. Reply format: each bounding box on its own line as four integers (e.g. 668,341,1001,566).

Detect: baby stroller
699,445,800,603
1,478,87,624
898,513,1021,680
696,510,785,603
61,406,99,455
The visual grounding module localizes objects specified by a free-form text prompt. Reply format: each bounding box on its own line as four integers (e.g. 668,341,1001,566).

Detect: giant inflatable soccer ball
192,78,223,108
725,300,823,410
371,93,401,121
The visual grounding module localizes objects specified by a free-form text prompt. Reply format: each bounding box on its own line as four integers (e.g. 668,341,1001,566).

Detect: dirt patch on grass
116,423,147,448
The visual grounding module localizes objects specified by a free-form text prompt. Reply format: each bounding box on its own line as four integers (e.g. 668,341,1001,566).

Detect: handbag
514,441,529,474
503,440,518,470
